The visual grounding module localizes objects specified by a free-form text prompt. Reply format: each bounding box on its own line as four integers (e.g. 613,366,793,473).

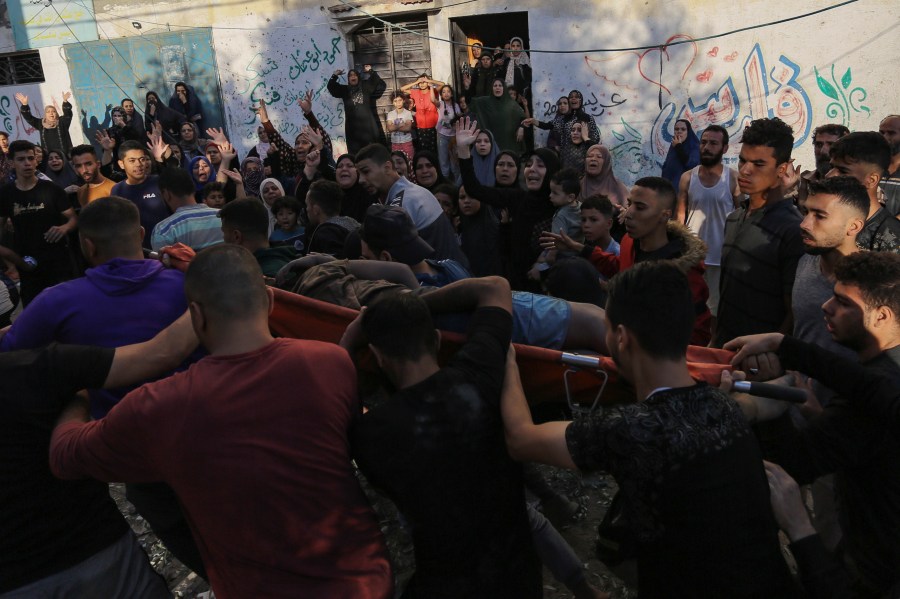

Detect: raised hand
454,116,480,147
95,129,115,151
301,125,324,150
333,69,344,77
521,117,536,127
305,147,322,170
219,141,237,163
62,91,71,102
257,98,269,123
14,93,28,106
298,89,313,113
462,73,472,89
147,133,169,162
205,127,228,145
220,168,243,183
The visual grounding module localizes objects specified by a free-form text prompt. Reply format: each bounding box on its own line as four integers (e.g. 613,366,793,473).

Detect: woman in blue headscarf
188,155,216,202
661,118,700,190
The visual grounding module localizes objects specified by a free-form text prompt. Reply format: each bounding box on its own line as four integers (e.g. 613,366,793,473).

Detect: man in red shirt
49,244,392,599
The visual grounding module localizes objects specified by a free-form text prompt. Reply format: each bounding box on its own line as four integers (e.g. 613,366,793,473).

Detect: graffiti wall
434,0,894,185
0,47,81,145
214,12,350,157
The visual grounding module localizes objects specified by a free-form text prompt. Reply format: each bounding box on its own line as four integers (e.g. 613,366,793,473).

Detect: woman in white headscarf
500,37,532,101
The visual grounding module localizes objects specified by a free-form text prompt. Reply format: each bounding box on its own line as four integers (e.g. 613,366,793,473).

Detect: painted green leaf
815,67,839,100
841,67,852,89
612,130,625,142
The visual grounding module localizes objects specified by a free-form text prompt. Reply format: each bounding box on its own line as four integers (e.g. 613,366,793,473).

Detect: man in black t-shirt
0,140,77,305
502,262,796,598
340,276,542,599
0,312,196,597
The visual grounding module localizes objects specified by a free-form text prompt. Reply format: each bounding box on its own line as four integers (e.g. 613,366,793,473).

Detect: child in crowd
579,194,619,258
203,181,227,208
386,91,414,161
269,196,305,249
528,169,583,280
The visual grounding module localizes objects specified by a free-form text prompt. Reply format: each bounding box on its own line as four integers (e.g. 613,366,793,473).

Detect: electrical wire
334,0,860,53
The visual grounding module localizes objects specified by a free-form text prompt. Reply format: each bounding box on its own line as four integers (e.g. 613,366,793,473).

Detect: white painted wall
0,46,82,146
212,10,351,158
3,0,896,189
435,0,899,185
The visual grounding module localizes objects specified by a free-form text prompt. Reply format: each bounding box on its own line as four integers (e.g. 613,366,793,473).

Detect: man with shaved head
49,244,393,599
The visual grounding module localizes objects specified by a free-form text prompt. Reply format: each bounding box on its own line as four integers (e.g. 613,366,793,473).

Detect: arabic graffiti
814,64,870,128
541,92,627,118
289,38,341,79
648,43,813,164
609,118,652,177
224,30,348,155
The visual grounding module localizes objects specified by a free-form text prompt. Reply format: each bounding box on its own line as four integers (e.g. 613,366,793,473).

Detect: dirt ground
111,464,637,598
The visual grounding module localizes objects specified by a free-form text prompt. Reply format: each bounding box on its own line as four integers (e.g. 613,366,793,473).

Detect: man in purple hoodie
0,195,207,579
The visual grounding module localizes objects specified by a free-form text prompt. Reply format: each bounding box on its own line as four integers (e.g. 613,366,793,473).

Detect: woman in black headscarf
456,117,559,290
145,91,186,143
333,153,378,223
411,150,447,193
327,66,387,155
168,82,206,132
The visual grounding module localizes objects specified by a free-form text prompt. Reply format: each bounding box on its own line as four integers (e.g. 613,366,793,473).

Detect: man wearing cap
354,143,469,267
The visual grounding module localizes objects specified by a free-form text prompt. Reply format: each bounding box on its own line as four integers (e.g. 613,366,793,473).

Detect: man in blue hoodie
0,195,207,579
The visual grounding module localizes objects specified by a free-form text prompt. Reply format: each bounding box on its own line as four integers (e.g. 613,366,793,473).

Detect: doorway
448,12,530,97
351,15,432,133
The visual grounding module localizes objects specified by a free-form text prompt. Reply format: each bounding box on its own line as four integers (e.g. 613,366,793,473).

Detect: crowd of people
0,36,899,599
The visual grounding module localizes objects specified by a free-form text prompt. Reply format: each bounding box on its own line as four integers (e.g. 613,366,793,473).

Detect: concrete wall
0,0,896,185
0,47,80,145
434,0,898,184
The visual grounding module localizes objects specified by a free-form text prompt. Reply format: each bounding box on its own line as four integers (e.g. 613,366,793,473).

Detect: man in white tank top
676,124,741,328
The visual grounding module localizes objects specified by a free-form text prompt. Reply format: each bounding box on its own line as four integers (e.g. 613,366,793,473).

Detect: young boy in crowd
529,168,582,279
386,91,414,160
580,194,620,257
269,196,305,249
203,182,227,209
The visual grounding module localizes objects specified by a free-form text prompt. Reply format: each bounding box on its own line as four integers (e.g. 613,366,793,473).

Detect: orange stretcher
268,287,735,408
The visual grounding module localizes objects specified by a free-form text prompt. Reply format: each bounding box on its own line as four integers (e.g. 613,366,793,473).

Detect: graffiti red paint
636,35,698,96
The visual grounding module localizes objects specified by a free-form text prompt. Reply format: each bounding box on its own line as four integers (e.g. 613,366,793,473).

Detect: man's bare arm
501,346,576,469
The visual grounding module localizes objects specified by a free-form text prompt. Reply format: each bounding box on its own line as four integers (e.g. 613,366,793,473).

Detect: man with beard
501,261,796,598
826,131,900,253
676,124,741,327
793,124,849,211
879,114,900,215
71,145,115,207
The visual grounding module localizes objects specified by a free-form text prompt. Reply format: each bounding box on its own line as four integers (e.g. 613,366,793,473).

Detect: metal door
351,17,430,131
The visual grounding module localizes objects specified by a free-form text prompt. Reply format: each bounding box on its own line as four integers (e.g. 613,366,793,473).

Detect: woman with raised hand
456,117,558,290
16,91,75,157
327,65,386,155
